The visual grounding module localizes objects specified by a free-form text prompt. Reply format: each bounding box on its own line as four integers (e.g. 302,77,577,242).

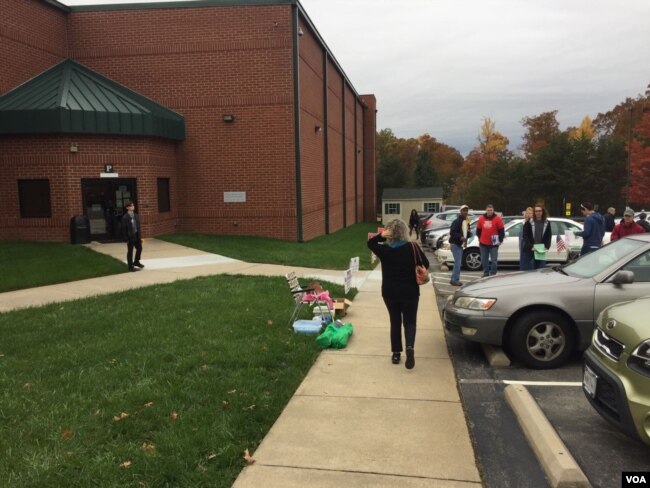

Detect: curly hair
385,218,409,242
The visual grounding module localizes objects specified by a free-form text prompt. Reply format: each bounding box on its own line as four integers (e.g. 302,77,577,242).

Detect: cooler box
292,319,323,335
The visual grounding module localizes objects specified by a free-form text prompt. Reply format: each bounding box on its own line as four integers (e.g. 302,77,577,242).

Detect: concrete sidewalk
233,265,480,487
1,239,481,486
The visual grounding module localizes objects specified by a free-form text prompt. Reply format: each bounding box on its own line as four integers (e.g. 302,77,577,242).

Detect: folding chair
286,272,315,326
285,272,334,326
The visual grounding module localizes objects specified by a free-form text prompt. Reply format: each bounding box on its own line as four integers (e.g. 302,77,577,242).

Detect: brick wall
0,134,177,241
1,1,376,242
0,0,67,95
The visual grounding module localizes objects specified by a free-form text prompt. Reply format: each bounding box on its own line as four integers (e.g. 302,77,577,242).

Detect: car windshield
563,238,647,278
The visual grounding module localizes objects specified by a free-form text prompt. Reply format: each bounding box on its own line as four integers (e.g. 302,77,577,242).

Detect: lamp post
626,104,634,208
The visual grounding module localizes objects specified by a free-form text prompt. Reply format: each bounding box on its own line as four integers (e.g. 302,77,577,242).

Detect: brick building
0,0,377,242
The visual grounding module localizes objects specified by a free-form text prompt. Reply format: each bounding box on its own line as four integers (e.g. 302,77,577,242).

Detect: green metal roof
0,59,185,140
382,187,443,200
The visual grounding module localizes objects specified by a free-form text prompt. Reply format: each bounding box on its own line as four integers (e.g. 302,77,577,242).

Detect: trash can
70,215,91,244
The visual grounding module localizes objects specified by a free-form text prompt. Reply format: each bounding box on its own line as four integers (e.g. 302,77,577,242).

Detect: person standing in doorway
575,202,605,256
518,207,534,270
367,218,429,370
603,207,616,232
476,204,505,277
448,205,472,286
121,201,144,272
523,205,552,269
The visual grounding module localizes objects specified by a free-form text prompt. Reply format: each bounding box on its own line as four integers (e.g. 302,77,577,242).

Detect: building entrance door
81,179,137,241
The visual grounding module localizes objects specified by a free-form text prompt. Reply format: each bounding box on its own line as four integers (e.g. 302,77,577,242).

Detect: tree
478,117,510,162
521,111,561,157
567,116,595,141
413,149,438,187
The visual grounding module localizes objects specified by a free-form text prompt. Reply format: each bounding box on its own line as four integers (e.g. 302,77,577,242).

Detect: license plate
583,365,597,398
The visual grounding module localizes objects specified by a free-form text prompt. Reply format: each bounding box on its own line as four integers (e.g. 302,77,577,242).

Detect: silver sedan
444,234,650,369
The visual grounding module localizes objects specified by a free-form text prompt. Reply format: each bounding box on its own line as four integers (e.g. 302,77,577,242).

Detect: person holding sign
523,205,552,269
367,218,429,370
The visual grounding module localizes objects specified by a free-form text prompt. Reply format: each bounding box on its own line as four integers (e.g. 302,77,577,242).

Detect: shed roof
382,187,443,200
0,59,185,140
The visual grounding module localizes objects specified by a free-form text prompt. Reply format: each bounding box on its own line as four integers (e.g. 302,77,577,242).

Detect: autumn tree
521,111,561,157
413,149,438,187
478,117,510,162
567,116,595,141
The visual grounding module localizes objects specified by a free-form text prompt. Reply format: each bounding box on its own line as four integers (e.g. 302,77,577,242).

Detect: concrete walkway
0,239,481,486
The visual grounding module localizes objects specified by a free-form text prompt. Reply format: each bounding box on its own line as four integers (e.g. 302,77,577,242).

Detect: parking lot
425,252,650,488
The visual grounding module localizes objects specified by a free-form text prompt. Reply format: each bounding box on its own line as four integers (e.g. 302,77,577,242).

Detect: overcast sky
61,0,650,155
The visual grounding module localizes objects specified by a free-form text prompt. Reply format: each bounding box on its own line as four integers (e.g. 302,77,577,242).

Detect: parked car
444,234,650,369
427,215,521,251
583,296,650,445
435,217,604,270
419,209,482,244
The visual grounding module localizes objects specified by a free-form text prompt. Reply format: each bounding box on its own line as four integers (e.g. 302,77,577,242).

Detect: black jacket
121,212,141,242
367,234,429,299
603,213,615,232
523,219,552,250
449,215,472,246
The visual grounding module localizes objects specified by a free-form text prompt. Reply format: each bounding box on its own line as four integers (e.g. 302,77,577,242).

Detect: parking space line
460,379,582,387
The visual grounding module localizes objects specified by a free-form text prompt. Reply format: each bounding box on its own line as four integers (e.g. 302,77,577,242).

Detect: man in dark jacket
637,212,650,232
121,201,144,272
448,205,472,286
575,202,605,256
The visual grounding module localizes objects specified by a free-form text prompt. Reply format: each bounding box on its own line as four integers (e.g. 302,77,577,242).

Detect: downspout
291,5,303,241
342,78,346,227
354,100,358,223
323,51,330,234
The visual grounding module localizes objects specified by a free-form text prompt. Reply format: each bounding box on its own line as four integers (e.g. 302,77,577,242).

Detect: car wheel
462,248,481,271
509,311,575,369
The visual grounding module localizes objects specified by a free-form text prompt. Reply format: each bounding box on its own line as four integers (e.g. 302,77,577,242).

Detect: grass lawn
0,275,355,487
0,242,125,293
160,222,380,270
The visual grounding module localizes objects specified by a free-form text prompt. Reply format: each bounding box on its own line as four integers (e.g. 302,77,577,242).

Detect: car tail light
423,220,431,226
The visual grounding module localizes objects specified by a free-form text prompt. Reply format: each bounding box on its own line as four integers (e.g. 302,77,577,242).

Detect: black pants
383,296,419,353
126,235,142,268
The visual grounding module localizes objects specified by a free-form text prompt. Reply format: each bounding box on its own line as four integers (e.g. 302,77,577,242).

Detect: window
384,203,400,215
423,202,439,212
157,178,170,213
18,179,51,218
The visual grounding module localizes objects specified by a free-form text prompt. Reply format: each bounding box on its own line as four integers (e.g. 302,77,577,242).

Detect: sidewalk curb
504,384,591,488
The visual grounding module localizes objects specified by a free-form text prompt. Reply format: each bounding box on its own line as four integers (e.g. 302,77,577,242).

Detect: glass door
81,179,137,241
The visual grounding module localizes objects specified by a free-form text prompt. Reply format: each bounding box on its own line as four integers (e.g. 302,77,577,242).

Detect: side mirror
612,270,634,285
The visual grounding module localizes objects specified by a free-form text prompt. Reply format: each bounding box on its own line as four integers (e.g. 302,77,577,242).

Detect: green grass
0,242,125,293
159,223,379,270
0,275,355,487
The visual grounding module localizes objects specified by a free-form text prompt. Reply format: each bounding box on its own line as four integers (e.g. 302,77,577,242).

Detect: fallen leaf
267,320,273,326
119,460,132,469
207,453,218,460
243,449,255,464
242,404,256,411
143,402,154,408
113,412,129,422
95,409,101,416
201,364,208,370
23,383,31,391
141,442,156,452
197,464,207,473
169,412,179,421
62,429,74,440
228,389,237,394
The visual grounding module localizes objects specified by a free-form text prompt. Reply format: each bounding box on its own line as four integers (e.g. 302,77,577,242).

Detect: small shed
381,187,443,224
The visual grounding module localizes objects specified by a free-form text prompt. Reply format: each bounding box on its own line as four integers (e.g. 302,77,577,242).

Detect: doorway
81,178,137,241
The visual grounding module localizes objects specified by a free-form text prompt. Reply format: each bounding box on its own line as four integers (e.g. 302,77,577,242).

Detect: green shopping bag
315,322,353,349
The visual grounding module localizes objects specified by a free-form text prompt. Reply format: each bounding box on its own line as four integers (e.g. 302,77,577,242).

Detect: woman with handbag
367,218,430,369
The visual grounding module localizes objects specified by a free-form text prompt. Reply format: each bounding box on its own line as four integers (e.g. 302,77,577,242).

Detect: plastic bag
315,322,354,349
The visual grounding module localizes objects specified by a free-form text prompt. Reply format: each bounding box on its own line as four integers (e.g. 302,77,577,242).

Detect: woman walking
523,205,552,269
368,218,429,369
408,209,420,238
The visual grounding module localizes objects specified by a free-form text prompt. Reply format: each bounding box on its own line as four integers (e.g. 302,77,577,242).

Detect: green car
583,296,650,445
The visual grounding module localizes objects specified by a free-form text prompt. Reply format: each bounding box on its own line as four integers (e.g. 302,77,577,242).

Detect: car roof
503,217,584,228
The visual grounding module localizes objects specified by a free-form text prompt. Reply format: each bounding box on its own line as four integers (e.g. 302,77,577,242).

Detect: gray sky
61,0,650,155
